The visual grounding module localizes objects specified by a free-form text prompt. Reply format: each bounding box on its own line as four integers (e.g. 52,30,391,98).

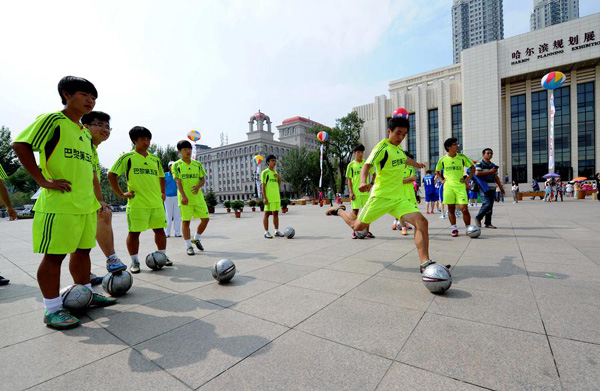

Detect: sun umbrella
542,173,560,178
571,176,588,182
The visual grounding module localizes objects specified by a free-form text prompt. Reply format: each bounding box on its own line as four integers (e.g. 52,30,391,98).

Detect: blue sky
1,0,598,166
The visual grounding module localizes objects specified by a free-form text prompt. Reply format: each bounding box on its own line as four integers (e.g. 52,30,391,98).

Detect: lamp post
304,176,310,197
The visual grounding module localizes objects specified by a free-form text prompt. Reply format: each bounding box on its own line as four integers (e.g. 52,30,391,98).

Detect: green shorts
264,201,280,212
127,206,167,232
442,185,469,205
180,199,209,221
351,195,369,210
357,196,420,224
33,212,97,254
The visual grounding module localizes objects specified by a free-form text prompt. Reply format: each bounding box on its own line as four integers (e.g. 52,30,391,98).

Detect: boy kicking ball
261,155,283,239
326,116,449,274
435,138,474,237
108,126,171,273
346,144,376,239
12,76,117,329
172,140,210,255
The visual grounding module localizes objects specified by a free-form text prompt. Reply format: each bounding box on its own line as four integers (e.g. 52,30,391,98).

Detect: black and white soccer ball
146,251,167,271
60,284,93,311
212,259,236,284
102,271,133,296
421,264,452,294
284,227,295,239
466,225,481,238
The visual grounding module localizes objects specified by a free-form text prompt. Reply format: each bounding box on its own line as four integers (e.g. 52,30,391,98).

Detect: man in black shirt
474,148,504,228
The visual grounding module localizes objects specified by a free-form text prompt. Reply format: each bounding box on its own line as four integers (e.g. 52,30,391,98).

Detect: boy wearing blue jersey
422,170,437,214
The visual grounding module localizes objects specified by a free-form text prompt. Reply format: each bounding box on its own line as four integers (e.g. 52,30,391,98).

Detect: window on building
408,113,417,160
511,94,527,183
554,86,572,179
451,104,463,150
428,109,439,171
577,82,595,178
531,90,548,180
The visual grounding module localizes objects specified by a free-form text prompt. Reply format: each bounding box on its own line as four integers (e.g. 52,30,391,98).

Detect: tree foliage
148,143,179,172
0,126,20,176
279,147,333,197
5,167,38,193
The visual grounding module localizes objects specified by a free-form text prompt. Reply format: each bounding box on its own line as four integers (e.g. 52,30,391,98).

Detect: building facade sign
511,30,596,65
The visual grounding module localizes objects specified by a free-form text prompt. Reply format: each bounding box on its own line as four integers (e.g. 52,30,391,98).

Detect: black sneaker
419,261,452,274
191,239,204,251
0,275,9,285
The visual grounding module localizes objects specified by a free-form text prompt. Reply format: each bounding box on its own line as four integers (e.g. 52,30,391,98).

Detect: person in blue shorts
436,174,446,219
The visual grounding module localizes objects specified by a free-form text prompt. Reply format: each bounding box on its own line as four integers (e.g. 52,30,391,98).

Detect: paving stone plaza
1,198,599,390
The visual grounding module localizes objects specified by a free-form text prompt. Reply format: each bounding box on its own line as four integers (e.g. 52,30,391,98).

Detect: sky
1,0,598,167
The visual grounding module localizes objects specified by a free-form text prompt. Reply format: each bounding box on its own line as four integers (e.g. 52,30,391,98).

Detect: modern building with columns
355,12,599,185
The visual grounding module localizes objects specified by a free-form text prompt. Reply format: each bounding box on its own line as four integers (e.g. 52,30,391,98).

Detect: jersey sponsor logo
64,148,93,163
391,157,406,167
133,168,158,175
181,173,199,179
445,165,464,171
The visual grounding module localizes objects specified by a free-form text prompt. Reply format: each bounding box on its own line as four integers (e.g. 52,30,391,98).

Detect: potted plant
232,200,244,218
204,189,218,214
312,198,318,205
281,198,290,213
224,200,231,213
257,199,264,211
249,199,257,212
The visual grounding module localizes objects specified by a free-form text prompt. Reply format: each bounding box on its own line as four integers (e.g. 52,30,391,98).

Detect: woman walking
511,181,519,203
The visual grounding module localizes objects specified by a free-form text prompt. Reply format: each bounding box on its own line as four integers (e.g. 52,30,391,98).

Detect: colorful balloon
392,108,409,119
253,155,263,165
187,129,201,142
317,131,329,142
541,71,566,90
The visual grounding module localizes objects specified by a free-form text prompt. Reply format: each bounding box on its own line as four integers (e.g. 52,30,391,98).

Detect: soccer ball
60,284,93,311
102,271,133,296
212,259,236,284
421,264,452,294
284,227,295,239
466,225,481,238
146,251,167,271
356,228,367,239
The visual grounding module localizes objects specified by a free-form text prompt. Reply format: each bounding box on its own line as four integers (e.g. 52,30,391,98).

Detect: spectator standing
595,173,600,202
327,188,334,206
566,182,573,197
531,179,541,200
474,148,504,229
544,179,552,202
556,179,563,202
511,181,519,203
164,161,182,237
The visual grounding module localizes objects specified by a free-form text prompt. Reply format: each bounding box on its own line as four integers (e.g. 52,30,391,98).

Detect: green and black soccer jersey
14,111,99,214
91,144,101,182
110,151,165,209
0,163,7,180
402,164,417,202
261,168,280,203
345,160,374,196
365,139,407,200
171,159,206,206
435,153,473,187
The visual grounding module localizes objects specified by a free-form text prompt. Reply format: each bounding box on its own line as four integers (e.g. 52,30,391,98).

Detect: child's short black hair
426,170,432,174
81,111,110,126
129,126,152,142
58,76,97,105
444,137,458,152
177,140,193,150
352,144,365,153
387,117,409,132
266,154,277,162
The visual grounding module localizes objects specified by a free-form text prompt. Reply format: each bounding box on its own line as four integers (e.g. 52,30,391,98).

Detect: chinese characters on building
511,30,597,66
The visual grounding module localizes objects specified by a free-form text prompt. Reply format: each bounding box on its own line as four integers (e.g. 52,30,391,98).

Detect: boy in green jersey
393,152,418,235
108,126,170,273
327,117,447,273
261,154,283,239
0,162,17,285
12,76,117,330
435,137,474,237
345,144,376,239
80,111,127,273
172,140,210,255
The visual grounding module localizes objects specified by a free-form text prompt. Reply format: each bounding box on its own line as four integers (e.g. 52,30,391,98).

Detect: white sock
265,230,270,234
44,297,63,314
451,225,458,230
185,240,192,248
194,233,201,241
394,219,399,224
107,253,118,261
131,254,139,263
158,249,166,255
85,283,92,291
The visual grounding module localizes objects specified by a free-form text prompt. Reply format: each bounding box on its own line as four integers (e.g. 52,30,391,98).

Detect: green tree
0,126,20,175
5,167,38,193
280,147,310,195
148,143,179,172
99,165,127,205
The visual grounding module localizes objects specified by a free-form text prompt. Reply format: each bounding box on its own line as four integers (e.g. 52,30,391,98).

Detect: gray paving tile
287,269,370,295
0,291,44,320
232,284,338,327
199,329,391,391
185,276,279,307
0,310,56,348
525,261,600,282
346,276,434,311
0,319,127,390
242,262,317,284
549,336,600,391
377,362,486,390
521,250,596,266
135,308,288,389
29,348,190,391
297,296,422,359
282,253,342,268
397,313,560,390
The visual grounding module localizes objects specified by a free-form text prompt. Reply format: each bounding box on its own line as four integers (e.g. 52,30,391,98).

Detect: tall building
452,0,504,64
531,0,579,31
276,116,323,150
